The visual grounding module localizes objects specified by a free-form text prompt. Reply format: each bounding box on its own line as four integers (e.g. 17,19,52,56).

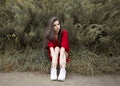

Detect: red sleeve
48,41,54,48
61,30,70,52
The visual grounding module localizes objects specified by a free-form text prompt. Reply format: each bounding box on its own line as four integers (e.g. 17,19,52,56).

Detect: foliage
0,0,120,74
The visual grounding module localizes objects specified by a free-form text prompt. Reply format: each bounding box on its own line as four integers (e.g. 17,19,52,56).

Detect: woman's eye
53,24,56,27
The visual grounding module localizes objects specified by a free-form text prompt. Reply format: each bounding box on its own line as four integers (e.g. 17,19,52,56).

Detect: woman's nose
56,26,59,28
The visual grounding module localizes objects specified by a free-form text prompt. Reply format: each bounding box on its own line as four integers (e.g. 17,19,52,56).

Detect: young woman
44,17,70,81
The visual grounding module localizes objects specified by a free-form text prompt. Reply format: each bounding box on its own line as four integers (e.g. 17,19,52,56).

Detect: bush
0,0,120,75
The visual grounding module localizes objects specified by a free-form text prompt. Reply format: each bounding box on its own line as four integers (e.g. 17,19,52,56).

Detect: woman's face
53,20,60,33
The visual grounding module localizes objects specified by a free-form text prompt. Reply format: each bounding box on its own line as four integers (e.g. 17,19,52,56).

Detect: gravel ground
0,72,120,86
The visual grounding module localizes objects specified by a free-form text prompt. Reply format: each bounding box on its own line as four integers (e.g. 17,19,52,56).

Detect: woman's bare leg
51,47,60,69
58,47,68,81
50,47,60,80
59,48,68,68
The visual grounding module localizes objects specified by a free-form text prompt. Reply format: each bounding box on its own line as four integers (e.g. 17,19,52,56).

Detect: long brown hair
44,17,62,48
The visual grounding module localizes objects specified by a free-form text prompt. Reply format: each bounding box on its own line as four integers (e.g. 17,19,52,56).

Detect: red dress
47,29,71,62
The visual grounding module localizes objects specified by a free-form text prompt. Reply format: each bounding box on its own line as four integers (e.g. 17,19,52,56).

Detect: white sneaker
58,68,66,81
50,68,57,80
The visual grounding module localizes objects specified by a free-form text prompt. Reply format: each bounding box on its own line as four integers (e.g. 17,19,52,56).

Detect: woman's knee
55,47,60,52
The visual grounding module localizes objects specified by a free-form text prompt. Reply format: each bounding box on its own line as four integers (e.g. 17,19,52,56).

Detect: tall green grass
0,49,50,73
0,48,119,75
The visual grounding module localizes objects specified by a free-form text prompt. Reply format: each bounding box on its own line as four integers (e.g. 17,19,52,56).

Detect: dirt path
0,72,120,86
